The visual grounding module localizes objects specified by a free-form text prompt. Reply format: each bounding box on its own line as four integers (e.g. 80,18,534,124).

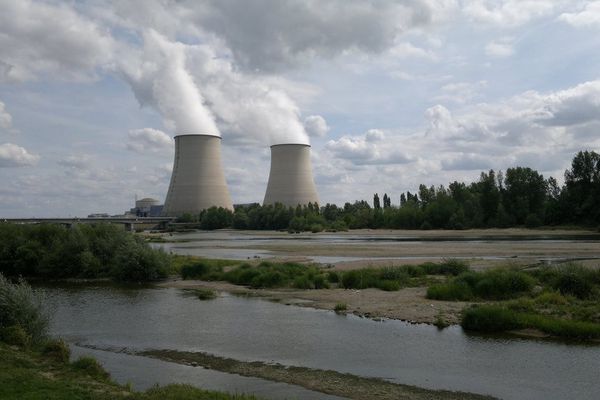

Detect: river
44,284,600,400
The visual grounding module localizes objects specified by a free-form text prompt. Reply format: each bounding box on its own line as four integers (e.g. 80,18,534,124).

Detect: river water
44,284,600,400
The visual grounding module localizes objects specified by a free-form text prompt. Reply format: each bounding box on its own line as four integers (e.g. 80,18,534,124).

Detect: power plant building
162,134,233,216
263,144,319,207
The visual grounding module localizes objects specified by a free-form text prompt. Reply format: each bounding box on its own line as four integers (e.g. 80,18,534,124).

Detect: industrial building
162,134,233,216
263,144,319,207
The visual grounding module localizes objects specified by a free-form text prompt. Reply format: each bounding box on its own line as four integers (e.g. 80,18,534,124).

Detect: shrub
313,274,329,289
461,306,520,332
71,356,110,380
428,269,535,301
553,271,594,299
185,288,217,300
42,339,71,363
327,271,340,283
0,273,49,344
181,263,211,280
534,291,568,305
0,325,31,347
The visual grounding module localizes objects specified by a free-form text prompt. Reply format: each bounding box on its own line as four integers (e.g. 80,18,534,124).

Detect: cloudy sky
1,0,600,217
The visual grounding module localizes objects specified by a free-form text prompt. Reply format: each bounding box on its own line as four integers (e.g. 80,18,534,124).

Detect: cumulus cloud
304,115,330,137
0,143,39,167
0,0,113,82
0,100,12,131
326,130,412,165
560,1,600,28
188,0,445,72
127,128,173,153
57,154,92,170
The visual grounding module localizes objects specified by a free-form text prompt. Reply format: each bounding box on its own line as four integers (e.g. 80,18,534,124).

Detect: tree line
178,150,600,231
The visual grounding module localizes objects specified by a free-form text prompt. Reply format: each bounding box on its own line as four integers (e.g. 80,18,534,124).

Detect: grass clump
71,356,110,380
0,273,49,345
533,263,600,299
42,339,71,363
0,325,31,347
334,303,347,313
427,269,535,301
462,305,600,339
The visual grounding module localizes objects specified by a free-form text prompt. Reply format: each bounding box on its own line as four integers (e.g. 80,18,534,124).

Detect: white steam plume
119,30,220,136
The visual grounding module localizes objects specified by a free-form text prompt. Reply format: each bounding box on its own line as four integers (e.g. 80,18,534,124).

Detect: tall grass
462,305,600,339
532,263,600,299
427,269,535,301
0,273,49,344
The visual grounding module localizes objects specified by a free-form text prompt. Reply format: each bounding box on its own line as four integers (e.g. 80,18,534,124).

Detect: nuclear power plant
162,134,233,216
263,144,319,207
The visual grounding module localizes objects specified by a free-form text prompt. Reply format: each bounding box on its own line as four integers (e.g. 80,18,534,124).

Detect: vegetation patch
0,273,49,344
427,268,535,301
184,288,217,300
0,342,260,400
0,223,170,282
462,305,600,340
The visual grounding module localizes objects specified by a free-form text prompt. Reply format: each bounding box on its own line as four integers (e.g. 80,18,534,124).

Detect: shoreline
159,278,470,325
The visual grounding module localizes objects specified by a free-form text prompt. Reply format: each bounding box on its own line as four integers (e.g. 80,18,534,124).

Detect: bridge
1,217,176,231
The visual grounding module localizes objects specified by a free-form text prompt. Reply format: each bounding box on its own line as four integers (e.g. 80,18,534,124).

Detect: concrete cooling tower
263,144,319,207
162,134,233,216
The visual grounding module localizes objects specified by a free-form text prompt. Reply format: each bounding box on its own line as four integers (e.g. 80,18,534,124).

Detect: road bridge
1,217,176,231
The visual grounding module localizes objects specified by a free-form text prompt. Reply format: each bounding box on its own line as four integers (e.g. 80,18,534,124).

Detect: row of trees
178,150,600,231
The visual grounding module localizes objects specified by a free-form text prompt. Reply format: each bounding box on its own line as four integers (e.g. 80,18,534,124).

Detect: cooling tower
263,144,319,207
162,134,233,216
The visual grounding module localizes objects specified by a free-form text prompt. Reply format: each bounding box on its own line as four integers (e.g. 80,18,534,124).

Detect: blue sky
1,0,600,217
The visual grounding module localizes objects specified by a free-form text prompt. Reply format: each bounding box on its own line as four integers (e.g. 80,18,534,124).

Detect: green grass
179,259,471,292
0,342,261,400
462,305,600,339
427,269,536,301
174,256,239,277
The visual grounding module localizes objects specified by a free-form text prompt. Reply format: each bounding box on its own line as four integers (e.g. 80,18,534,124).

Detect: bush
184,288,217,300
71,356,110,380
327,271,340,283
553,271,594,299
427,268,535,301
0,325,31,347
534,264,600,299
0,274,49,344
462,306,520,332
181,263,211,280
42,339,71,363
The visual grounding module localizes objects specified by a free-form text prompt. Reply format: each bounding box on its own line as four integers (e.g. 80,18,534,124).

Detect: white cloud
463,0,559,27
127,128,173,153
186,0,446,72
485,37,515,58
304,115,330,137
0,0,113,82
0,143,39,167
560,1,600,28
326,130,412,165
0,100,12,130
